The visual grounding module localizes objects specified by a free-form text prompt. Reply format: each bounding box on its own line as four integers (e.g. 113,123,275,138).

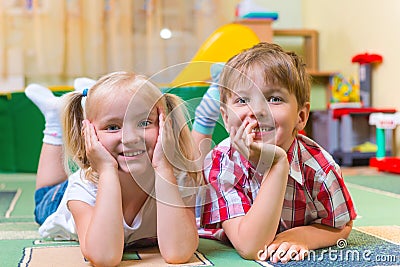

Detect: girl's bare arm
69,121,124,267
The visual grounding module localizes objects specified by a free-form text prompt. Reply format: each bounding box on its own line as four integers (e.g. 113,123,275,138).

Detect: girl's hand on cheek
82,120,117,173
152,112,173,171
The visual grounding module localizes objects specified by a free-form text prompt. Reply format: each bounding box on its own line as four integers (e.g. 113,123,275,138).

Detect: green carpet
0,191,17,216
2,230,399,266
344,174,400,194
0,172,399,266
343,173,400,227
0,173,35,223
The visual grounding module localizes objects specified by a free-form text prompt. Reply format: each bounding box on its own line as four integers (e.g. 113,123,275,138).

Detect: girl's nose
122,129,141,145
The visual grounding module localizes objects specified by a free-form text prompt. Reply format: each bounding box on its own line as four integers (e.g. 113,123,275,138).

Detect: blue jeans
34,180,68,225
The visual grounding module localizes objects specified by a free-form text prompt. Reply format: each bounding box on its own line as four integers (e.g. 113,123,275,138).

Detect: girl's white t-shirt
38,169,197,246
38,169,158,245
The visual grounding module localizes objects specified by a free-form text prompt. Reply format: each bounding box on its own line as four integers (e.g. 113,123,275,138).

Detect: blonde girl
26,71,201,266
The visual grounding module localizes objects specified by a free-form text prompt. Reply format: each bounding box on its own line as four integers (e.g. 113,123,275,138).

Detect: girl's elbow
86,255,121,267
162,250,193,264
161,240,199,264
84,248,122,267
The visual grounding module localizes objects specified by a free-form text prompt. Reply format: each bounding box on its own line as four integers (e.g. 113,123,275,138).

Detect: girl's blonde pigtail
61,91,97,182
163,93,203,186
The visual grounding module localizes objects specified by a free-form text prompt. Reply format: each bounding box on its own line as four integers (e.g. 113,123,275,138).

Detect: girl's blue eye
107,125,120,131
236,97,249,104
138,120,151,127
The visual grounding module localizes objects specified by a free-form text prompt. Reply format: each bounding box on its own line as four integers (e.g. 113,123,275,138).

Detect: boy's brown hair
219,42,311,110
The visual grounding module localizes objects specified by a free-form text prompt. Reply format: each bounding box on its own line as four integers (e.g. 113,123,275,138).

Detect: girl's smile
91,88,159,176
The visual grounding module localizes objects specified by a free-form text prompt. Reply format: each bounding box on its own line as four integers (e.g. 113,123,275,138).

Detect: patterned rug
1,172,400,266
12,229,400,267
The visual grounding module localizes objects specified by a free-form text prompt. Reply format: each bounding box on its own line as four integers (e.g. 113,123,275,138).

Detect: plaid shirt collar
286,137,305,186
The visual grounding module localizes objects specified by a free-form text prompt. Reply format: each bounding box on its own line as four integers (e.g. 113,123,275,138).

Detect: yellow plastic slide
170,23,260,87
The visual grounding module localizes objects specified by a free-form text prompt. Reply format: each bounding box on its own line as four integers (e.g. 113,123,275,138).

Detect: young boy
199,42,357,263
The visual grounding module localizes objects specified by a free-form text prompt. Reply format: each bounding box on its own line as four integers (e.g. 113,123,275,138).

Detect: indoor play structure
352,52,383,107
170,23,260,87
311,52,399,167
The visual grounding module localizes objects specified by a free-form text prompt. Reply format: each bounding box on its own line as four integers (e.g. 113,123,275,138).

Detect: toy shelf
312,107,397,166
309,71,338,111
273,29,319,72
234,18,274,43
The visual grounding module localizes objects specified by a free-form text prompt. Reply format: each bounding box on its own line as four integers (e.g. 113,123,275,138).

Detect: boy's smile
251,123,275,140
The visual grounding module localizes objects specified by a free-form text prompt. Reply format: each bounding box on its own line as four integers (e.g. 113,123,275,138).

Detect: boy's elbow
342,220,354,239
234,243,266,261
236,247,263,261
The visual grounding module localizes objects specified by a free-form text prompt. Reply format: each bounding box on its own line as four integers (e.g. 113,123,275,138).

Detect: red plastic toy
352,53,383,65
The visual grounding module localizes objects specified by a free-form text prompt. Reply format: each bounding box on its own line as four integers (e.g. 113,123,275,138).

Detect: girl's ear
296,102,310,131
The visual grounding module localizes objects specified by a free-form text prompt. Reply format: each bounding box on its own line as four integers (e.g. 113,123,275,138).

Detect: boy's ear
296,102,310,131
220,105,229,129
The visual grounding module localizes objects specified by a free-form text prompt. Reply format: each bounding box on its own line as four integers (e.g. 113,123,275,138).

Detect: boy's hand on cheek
231,120,286,174
230,119,257,160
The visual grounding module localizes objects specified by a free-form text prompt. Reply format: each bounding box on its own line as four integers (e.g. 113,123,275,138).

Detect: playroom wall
302,0,400,154
260,0,400,155
1,0,400,155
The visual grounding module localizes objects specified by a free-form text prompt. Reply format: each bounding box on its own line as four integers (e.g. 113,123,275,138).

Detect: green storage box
0,86,227,173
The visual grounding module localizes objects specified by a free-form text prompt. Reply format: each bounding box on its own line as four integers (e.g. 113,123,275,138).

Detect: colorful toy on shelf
369,112,400,174
352,53,383,107
329,73,361,108
235,0,279,20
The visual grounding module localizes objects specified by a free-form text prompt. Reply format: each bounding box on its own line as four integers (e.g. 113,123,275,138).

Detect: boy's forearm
307,221,353,250
223,158,289,259
274,221,353,250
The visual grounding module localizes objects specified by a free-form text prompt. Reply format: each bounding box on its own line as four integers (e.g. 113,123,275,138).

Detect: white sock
73,77,96,92
25,84,63,145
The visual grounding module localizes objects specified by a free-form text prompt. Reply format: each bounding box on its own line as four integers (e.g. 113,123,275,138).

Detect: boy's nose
251,100,269,118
